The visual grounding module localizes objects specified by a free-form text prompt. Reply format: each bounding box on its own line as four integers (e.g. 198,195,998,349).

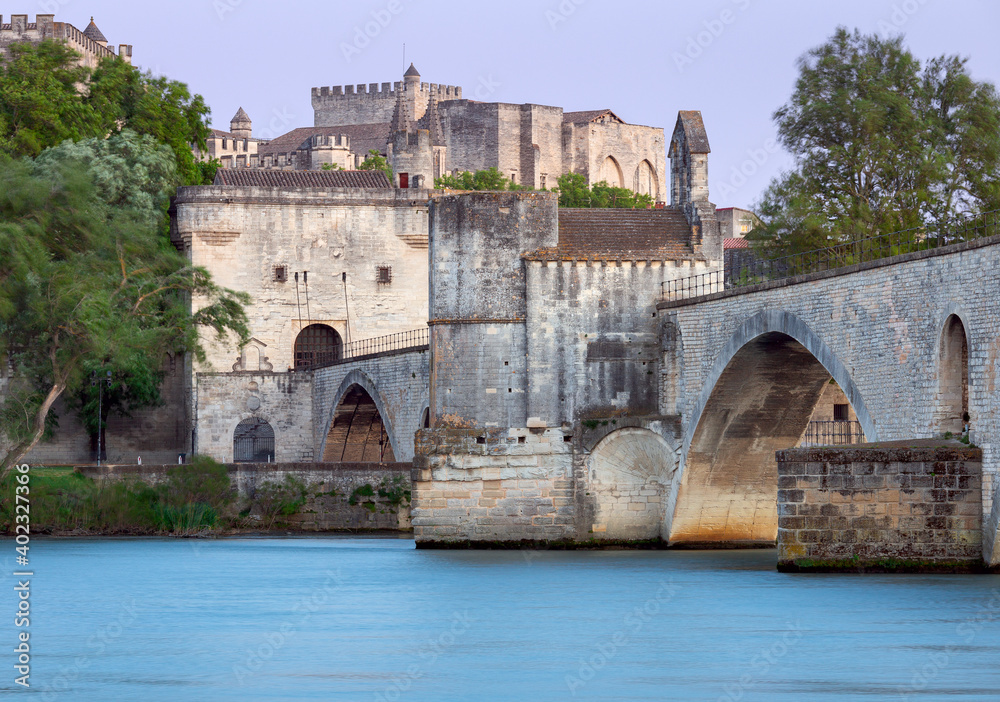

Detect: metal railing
662,209,1000,302
308,327,429,369
799,420,867,448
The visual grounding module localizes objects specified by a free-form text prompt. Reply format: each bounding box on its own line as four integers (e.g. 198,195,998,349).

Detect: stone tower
387,64,446,188
230,107,252,140
669,111,721,260
83,17,107,47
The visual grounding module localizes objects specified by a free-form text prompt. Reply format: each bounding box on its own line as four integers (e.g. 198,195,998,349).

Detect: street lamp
91,370,111,466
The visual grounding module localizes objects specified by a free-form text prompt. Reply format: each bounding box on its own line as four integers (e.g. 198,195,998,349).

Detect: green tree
554,172,654,208
751,28,1000,256
435,167,514,191
358,149,393,182
0,132,250,471
0,40,215,185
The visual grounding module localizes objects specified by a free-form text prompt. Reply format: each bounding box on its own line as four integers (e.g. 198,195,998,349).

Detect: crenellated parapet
312,74,463,127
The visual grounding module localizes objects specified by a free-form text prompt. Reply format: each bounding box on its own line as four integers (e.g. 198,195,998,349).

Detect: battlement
0,14,131,65
393,129,431,149
311,81,463,99
312,78,464,128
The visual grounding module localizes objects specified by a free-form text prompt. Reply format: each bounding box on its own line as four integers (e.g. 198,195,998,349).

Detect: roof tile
213,170,392,188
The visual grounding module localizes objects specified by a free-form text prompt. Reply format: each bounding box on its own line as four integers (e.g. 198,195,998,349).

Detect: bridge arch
667,310,874,546
320,369,399,462
933,307,971,436
586,428,676,541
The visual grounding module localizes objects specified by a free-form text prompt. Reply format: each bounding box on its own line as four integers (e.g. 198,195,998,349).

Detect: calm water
3,537,1000,701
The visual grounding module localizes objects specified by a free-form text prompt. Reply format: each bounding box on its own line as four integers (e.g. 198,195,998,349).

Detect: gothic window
600,156,623,188
293,324,343,369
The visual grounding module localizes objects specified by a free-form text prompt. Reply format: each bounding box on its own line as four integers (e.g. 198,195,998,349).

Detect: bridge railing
662,209,1000,302
799,420,867,448
308,327,429,369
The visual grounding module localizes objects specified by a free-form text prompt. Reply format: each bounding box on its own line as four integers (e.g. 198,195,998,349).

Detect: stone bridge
658,234,1000,563
195,343,429,464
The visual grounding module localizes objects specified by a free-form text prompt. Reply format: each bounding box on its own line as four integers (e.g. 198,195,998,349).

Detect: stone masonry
776,443,983,571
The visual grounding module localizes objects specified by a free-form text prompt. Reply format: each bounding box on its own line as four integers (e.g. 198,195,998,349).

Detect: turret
230,107,252,140
83,17,107,47
669,111,721,261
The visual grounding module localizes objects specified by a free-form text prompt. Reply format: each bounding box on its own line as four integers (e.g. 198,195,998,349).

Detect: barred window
376,266,392,285
294,324,342,369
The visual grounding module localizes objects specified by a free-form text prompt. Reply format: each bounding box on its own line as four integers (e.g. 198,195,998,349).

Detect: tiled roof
526,208,695,260
563,109,624,124
83,18,106,42
210,128,237,138
404,63,421,78
258,123,390,157
213,169,392,188
724,238,750,249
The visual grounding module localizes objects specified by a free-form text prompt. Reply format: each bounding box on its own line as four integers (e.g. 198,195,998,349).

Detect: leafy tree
0,40,214,185
435,167,515,191
358,149,393,182
751,28,1000,256
554,172,654,208
0,132,251,471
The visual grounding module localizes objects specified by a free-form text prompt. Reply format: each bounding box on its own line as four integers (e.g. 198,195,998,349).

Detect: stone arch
293,324,342,369
633,159,659,200
232,416,275,463
586,428,676,541
421,406,431,429
599,156,624,188
320,369,398,462
934,312,970,436
667,310,873,546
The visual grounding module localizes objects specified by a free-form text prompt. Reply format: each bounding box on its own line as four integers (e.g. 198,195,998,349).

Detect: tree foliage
751,28,1000,255
435,167,518,191
555,172,654,209
0,132,250,470
0,40,213,185
358,149,393,183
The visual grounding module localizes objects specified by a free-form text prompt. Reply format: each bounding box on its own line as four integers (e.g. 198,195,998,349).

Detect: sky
41,0,1000,209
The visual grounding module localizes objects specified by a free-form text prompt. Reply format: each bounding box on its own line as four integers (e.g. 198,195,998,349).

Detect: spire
231,107,251,124
403,63,421,78
390,88,412,133
230,107,252,139
83,17,107,44
423,86,445,146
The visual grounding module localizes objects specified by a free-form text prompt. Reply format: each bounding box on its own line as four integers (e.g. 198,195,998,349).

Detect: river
4,537,1000,701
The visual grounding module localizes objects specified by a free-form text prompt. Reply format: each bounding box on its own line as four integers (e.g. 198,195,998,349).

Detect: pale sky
46,0,1000,209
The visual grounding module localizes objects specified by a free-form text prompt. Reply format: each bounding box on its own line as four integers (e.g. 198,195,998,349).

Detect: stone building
0,14,132,67
216,65,666,200
199,108,261,170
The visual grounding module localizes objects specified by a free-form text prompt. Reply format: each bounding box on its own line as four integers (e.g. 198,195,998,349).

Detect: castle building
0,14,132,68
199,108,261,170
214,65,666,201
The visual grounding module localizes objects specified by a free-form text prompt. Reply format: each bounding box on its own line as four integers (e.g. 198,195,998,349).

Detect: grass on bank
0,457,307,535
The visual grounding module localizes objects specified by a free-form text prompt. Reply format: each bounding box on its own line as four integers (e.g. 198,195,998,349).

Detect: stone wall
563,121,667,202
776,444,983,571
172,187,433,374
312,82,462,127
79,462,413,531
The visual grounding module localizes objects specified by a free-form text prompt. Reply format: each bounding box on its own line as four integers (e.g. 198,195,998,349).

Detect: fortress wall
172,187,433,374
312,81,463,127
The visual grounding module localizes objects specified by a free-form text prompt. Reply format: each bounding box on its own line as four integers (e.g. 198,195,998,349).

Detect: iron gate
233,417,275,462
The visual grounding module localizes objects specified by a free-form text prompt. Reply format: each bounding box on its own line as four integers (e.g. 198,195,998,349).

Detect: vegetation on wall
358,148,393,182
434,169,656,209
750,27,1000,256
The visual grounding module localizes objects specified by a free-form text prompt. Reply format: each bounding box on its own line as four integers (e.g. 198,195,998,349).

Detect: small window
273,265,287,283
540,175,546,190
833,404,849,421
222,138,228,150
376,266,392,285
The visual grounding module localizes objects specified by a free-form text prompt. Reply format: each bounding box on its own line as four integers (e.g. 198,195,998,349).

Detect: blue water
3,537,1000,701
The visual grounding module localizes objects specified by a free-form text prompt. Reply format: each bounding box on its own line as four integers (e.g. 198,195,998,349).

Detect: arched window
234,417,275,463
599,156,623,188
633,160,659,199
294,324,342,369
935,315,969,435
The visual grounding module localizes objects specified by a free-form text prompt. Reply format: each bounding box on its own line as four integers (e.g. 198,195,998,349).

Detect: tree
0,131,250,471
435,167,516,191
0,40,215,185
751,28,1000,256
358,149,393,182
554,172,654,209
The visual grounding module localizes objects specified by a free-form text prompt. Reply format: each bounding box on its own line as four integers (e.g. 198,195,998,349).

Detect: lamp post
91,370,111,466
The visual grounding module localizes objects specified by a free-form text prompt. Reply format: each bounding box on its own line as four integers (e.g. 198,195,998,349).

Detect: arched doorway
671,330,865,546
633,160,659,199
233,417,275,463
294,324,342,369
587,428,675,541
934,315,969,435
599,156,623,188
323,385,396,462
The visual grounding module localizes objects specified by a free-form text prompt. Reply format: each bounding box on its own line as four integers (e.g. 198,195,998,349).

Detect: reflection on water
4,537,1000,701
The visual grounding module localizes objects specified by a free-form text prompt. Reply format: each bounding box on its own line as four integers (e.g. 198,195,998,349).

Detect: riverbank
0,459,413,537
